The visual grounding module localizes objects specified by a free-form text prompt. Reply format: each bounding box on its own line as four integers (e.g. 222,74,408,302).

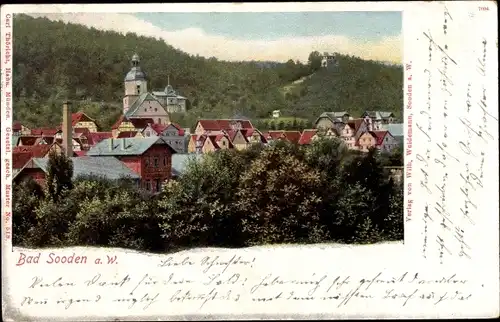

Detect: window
145,158,149,167
137,85,141,94
155,108,158,112
154,157,159,167
145,131,151,137
145,180,151,191
155,179,161,192
163,156,167,166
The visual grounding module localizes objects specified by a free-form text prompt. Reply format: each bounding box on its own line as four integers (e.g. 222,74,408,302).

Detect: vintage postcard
1,2,498,320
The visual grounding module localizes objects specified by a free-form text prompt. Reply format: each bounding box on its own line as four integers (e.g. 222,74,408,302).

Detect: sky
27,11,402,64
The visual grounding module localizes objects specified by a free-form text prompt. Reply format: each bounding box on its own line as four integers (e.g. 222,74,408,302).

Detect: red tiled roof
18,136,39,146
71,112,95,126
13,144,53,158
12,152,33,169
87,132,113,146
282,131,302,144
117,131,138,138
13,121,22,131
149,123,168,135
197,119,254,132
371,130,389,145
31,128,59,136
298,129,318,145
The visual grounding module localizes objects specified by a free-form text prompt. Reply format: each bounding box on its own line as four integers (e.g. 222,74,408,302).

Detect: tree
158,150,246,249
46,150,74,201
277,120,285,130
235,143,327,245
12,178,44,246
307,51,323,72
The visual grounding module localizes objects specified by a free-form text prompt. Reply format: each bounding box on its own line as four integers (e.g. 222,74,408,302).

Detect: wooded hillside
13,14,403,130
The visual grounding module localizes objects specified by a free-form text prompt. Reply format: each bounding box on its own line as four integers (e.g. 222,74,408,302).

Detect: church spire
124,53,147,82
131,53,140,67
167,74,170,86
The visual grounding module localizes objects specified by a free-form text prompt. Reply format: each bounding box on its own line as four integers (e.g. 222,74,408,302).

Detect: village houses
9,51,404,190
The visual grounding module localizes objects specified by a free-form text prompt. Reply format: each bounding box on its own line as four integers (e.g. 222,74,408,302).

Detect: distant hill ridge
12,14,403,130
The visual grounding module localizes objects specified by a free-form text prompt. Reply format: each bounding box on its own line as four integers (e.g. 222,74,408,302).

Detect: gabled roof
12,151,33,169
30,128,59,136
87,137,176,156
197,119,254,132
166,122,185,136
87,132,113,146
125,92,163,118
208,134,234,149
298,129,318,145
144,122,185,137
15,156,140,181
346,118,365,134
371,130,392,145
18,136,39,146
61,112,96,127
315,111,350,125
13,144,54,158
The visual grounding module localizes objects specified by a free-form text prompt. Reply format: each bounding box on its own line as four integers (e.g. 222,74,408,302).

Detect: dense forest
13,14,403,130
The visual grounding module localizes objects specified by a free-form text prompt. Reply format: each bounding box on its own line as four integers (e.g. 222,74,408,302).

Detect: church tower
123,53,148,115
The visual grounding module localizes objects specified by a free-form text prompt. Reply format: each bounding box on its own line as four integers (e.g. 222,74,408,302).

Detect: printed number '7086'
478,7,489,11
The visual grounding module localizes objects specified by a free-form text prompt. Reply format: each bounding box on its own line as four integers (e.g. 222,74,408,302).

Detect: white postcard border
1,2,499,320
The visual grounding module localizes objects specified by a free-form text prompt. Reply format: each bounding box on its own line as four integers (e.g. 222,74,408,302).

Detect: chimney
62,101,73,158
121,138,126,150
109,138,114,151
